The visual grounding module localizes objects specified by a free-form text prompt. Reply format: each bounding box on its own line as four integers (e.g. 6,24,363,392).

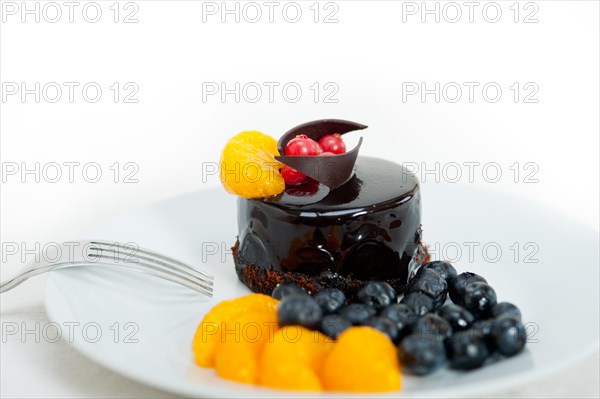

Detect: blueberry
357,281,398,310
401,292,435,317
339,303,377,325
314,288,347,314
490,302,522,321
405,268,448,308
437,304,476,332
398,333,447,375
495,316,527,357
462,282,497,318
413,313,453,341
446,329,490,370
380,304,417,338
320,314,352,339
472,319,500,351
272,282,308,300
423,260,457,281
448,272,487,305
364,316,399,343
278,295,322,329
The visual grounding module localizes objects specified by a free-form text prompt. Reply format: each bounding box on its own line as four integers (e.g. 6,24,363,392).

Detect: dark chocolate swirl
275,119,367,189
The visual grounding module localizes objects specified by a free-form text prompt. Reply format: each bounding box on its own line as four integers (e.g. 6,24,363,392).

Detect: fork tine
90,241,214,280
87,246,214,291
89,241,214,280
88,241,214,284
87,253,213,297
86,249,214,291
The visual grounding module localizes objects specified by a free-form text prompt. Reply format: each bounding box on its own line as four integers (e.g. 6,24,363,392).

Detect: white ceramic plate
45,184,600,398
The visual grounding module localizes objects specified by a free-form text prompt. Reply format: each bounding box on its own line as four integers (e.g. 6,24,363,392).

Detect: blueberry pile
273,260,527,375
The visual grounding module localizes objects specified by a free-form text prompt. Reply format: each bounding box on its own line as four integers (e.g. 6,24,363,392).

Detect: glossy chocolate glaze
236,156,422,286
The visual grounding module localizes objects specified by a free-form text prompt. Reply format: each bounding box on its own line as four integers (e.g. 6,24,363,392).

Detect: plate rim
44,186,600,398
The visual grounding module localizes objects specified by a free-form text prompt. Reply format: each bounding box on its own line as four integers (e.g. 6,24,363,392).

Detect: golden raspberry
215,338,258,384
192,300,232,367
214,311,278,385
220,131,285,198
216,311,279,356
321,327,401,392
192,294,278,368
259,326,332,373
259,362,322,391
228,293,279,314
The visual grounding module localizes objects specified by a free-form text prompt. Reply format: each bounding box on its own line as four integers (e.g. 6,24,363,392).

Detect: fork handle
0,265,56,294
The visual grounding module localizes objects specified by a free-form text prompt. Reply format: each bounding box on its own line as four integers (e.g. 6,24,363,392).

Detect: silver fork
0,240,213,297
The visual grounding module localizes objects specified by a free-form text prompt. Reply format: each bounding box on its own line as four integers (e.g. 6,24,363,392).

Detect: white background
1,1,599,397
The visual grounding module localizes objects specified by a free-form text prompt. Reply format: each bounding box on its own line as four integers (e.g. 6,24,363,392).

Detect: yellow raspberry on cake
219,131,285,198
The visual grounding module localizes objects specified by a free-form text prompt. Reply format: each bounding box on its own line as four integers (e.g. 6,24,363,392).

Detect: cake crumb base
232,240,430,300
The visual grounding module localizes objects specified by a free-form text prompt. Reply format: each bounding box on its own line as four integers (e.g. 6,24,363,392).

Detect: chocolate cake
233,155,428,298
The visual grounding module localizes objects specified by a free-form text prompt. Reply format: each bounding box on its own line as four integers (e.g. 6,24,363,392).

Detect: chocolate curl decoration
275,119,368,189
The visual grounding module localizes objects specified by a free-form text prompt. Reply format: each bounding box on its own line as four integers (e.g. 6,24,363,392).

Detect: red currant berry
318,134,346,154
285,135,322,156
281,165,307,185
320,151,336,156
